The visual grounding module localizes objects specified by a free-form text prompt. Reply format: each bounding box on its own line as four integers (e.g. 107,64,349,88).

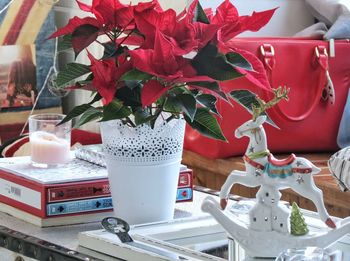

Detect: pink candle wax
30,131,71,164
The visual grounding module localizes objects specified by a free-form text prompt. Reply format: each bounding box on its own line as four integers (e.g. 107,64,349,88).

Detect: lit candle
30,131,71,165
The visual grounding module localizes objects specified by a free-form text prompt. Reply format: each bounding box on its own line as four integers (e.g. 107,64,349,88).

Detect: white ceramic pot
100,118,186,225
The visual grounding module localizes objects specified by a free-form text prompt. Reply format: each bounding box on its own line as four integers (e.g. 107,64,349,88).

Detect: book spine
178,170,193,188
47,169,193,203
176,188,193,202
47,197,113,216
47,180,110,203
0,168,193,218
47,187,192,217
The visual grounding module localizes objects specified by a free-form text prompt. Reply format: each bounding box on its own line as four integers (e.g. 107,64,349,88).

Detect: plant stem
118,30,134,46
125,116,136,127
165,114,177,123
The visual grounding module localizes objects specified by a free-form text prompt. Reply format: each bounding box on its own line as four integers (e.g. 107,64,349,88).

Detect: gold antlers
252,86,290,121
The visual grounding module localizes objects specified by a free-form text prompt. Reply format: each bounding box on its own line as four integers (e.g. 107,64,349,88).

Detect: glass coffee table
0,186,348,261
77,187,350,261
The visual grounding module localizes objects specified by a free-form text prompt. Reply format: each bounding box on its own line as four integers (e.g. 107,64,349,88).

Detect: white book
79,216,227,261
0,155,107,184
74,144,189,171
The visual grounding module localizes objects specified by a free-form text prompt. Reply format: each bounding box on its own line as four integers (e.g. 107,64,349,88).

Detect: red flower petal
129,49,154,74
134,0,163,12
115,60,133,80
94,0,125,26
239,8,278,33
233,49,270,90
187,0,199,21
88,52,117,104
218,45,271,92
67,83,96,91
115,6,135,28
141,80,169,107
193,22,220,49
72,24,99,56
152,30,178,74
170,19,197,55
116,34,144,46
212,0,239,25
48,17,100,39
134,8,177,48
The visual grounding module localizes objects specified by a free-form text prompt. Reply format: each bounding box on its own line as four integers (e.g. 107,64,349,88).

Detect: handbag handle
260,44,329,122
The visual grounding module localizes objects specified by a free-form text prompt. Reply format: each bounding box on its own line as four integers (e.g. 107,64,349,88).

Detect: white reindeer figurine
201,88,350,258
219,88,336,228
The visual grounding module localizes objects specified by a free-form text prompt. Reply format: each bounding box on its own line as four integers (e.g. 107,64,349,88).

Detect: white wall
124,0,187,13
198,0,314,37
56,0,187,13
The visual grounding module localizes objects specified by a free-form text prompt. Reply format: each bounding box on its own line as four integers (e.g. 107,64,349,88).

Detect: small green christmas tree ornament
290,202,309,236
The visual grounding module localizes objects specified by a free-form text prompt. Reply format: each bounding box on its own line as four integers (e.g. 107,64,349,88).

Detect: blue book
47,197,113,216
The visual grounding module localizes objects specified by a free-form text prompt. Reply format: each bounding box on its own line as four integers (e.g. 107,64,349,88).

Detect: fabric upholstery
305,0,350,26
325,14,350,39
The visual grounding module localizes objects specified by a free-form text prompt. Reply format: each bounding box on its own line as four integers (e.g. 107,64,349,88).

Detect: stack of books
0,151,193,227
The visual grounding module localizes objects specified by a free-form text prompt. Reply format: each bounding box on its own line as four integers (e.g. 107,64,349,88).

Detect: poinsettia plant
50,0,275,140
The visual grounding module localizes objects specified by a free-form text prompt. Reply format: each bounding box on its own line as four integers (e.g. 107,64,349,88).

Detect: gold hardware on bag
329,39,336,57
315,46,328,58
315,46,335,105
260,44,275,56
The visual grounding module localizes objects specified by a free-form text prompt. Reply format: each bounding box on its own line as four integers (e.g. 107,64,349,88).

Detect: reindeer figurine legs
219,170,262,209
219,115,336,228
287,171,336,228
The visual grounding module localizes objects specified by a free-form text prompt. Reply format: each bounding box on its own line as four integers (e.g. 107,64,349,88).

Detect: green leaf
226,52,254,71
56,63,91,88
125,80,142,90
101,100,132,121
188,81,228,101
88,92,102,105
116,85,142,107
134,109,154,126
177,94,197,122
59,103,93,125
102,42,125,59
164,96,182,113
230,90,278,128
192,44,244,81
58,35,72,52
120,69,153,81
185,108,226,141
75,107,102,128
77,73,93,85
196,94,219,115
164,90,196,119
194,2,209,24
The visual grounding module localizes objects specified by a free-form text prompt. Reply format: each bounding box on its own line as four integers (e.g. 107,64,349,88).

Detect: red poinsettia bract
51,0,277,140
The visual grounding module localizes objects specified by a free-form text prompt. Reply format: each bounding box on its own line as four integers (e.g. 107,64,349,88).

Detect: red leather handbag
184,38,350,159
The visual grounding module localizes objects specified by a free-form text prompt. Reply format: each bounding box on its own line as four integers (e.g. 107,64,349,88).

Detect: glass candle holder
29,113,71,167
